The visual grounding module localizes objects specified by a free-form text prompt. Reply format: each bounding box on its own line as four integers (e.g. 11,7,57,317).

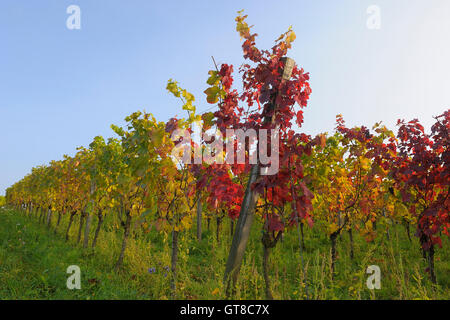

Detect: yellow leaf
287,31,296,44
212,288,220,295
395,202,409,217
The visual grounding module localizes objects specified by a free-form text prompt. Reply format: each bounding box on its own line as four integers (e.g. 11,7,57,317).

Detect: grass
0,206,448,300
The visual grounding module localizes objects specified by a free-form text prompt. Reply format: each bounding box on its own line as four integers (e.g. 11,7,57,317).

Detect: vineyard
1,12,449,300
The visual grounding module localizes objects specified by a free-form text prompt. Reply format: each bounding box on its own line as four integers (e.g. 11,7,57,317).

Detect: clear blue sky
1,0,449,195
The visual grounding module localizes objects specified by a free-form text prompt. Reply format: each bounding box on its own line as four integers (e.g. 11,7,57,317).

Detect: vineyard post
223,57,295,297
46,206,52,228
83,215,92,247
196,198,202,241
83,181,95,248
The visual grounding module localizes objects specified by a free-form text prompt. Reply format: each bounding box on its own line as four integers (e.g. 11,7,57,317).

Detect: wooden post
223,57,295,296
